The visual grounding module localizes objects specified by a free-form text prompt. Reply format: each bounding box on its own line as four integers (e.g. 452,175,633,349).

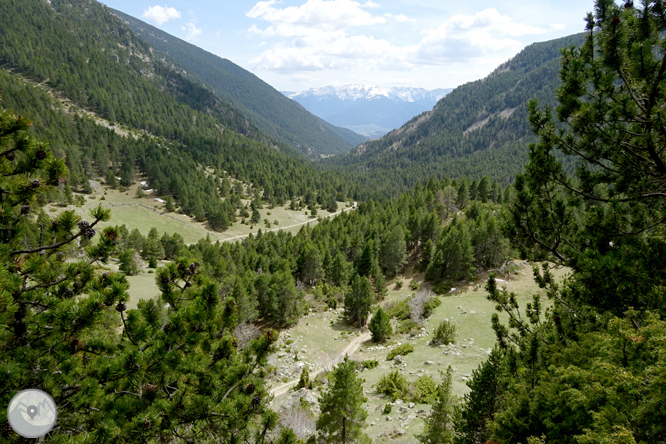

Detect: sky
99,0,594,92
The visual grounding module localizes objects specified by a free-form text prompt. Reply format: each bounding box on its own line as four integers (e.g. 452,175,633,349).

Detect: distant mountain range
113,10,366,158
285,85,451,138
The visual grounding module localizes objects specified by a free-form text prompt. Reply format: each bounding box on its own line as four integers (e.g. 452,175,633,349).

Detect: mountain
285,85,451,138
111,10,366,158
322,33,585,200
0,0,353,227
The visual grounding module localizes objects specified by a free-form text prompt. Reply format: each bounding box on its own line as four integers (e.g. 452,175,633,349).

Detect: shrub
358,360,379,371
413,375,438,404
395,319,419,335
431,320,457,346
383,404,392,414
384,299,410,320
375,370,410,401
375,371,438,403
409,281,420,291
394,280,403,290
386,343,414,361
296,367,312,390
432,281,453,295
423,296,442,318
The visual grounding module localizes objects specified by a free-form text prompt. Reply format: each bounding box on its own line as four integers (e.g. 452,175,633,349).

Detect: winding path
269,331,372,398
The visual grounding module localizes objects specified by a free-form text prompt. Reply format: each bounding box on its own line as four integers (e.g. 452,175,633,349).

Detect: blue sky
100,0,593,92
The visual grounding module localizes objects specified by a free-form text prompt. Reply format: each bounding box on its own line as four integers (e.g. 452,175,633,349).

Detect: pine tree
316,356,368,444
418,366,455,444
344,274,374,327
369,257,387,299
369,308,392,343
379,225,407,277
0,109,280,442
453,348,504,444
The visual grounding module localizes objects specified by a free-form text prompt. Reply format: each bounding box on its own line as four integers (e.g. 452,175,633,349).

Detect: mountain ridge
321,33,586,199
111,9,366,157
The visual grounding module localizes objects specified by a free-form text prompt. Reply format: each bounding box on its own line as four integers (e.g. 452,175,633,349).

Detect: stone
408,402,415,408
386,416,392,422
424,361,433,365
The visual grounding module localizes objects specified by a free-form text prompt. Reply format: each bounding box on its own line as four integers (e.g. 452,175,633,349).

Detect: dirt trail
219,204,356,243
269,331,371,398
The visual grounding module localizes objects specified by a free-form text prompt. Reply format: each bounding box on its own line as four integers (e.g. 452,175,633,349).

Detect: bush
413,375,438,404
384,299,410,320
357,360,379,371
395,319,419,335
375,371,438,403
431,320,457,346
423,296,442,318
432,281,453,295
409,281,420,291
394,280,403,290
375,370,410,401
296,367,312,390
383,404,392,414
386,343,414,361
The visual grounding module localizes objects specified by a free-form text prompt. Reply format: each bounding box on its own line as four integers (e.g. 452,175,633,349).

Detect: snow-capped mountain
284,85,452,139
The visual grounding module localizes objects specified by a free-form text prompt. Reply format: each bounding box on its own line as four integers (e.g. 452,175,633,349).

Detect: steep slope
286,85,451,138
112,9,366,158
322,34,585,199
0,0,352,228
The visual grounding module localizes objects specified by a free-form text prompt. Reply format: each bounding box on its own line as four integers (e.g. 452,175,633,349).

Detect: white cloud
416,8,546,64
247,0,386,35
550,23,566,30
247,3,546,74
182,22,202,41
142,5,181,25
385,13,415,23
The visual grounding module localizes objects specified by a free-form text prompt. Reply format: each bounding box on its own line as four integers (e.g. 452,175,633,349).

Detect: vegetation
113,9,365,158
368,308,392,343
418,367,455,444
0,0,355,229
375,370,438,404
322,33,585,200
386,344,414,361
316,356,369,444
0,109,278,442
451,1,666,442
431,320,457,346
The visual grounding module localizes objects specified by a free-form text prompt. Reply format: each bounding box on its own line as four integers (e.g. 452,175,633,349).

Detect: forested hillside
323,33,585,199
112,9,366,158
0,0,352,228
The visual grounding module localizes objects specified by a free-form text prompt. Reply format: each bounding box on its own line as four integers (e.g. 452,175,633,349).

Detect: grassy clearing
270,261,569,443
51,180,351,245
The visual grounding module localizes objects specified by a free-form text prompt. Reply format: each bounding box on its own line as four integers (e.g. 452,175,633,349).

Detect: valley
2,0,665,443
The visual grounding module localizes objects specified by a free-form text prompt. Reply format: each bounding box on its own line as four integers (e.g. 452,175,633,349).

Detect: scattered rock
394,428,405,436
386,416,392,422
408,402,415,409
424,361,433,365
